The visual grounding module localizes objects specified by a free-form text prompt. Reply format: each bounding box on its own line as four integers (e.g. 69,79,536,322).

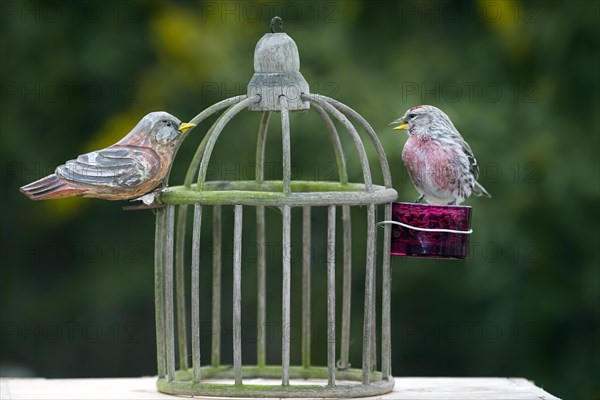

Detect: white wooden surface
0,376,560,400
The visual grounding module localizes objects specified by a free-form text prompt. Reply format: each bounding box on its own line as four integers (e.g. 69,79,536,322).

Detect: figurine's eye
409,113,416,119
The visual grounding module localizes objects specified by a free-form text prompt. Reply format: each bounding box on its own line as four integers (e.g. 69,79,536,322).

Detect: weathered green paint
169,180,366,193
158,181,396,207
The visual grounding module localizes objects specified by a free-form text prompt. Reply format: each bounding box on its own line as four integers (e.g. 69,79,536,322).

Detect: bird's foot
415,194,425,203
123,189,167,211
135,192,159,206
133,187,166,206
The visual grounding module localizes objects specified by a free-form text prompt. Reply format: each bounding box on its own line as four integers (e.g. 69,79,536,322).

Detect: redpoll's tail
473,181,491,198
20,174,85,200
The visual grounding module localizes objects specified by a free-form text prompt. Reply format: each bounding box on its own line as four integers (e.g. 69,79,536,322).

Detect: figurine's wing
56,146,160,188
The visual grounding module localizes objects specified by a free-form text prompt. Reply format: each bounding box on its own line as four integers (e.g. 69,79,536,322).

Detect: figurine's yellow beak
389,118,407,131
178,122,196,133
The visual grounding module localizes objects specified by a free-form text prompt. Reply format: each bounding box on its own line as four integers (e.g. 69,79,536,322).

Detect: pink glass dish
390,202,472,259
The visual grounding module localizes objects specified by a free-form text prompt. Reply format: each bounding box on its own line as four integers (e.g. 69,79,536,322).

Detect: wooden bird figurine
21,112,195,201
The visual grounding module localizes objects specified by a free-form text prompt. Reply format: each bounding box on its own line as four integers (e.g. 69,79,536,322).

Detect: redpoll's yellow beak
390,118,407,130
178,122,196,133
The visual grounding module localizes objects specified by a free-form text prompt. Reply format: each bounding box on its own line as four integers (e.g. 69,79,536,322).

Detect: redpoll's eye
409,113,416,119
166,121,172,127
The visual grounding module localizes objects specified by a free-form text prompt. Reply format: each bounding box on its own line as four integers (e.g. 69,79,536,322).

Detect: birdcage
153,19,397,398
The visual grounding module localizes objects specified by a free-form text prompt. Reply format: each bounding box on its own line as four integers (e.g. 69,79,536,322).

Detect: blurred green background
1,1,598,399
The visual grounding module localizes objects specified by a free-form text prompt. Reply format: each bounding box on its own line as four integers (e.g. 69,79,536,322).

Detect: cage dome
247,31,309,111
153,21,397,398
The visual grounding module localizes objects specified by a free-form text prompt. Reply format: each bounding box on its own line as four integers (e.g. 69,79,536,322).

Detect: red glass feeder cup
384,202,473,259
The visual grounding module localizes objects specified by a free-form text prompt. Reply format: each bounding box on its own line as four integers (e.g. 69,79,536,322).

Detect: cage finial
270,16,283,33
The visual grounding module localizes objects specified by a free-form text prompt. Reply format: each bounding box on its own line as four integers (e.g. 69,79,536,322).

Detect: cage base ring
157,365,394,398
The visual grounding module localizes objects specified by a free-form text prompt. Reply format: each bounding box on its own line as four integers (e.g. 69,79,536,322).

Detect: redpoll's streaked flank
390,105,491,205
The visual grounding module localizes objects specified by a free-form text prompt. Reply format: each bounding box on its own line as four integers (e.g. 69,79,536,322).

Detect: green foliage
1,1,598,399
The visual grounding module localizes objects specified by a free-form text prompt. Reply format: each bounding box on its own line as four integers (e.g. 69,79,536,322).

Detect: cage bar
302,206,311,370
282,204,291,385
256,111,270,369
211,206,221,368
154,209,166,379
362,204,376,384
191,204,202,382
233,205,243,385
327,205,336,386
164,205,176,381
175,205,188,371
340,205,352,370
381,203,392,379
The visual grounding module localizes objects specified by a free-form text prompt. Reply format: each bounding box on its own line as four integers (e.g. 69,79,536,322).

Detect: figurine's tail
20,174,84,200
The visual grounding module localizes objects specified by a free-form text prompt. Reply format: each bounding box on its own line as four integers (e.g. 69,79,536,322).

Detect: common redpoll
390,105,491,205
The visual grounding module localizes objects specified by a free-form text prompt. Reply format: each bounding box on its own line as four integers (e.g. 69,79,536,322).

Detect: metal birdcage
153,20,397,398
